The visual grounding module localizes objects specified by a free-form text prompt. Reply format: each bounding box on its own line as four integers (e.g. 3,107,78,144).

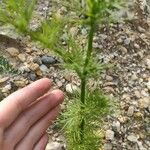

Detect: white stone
105,130,115,140
137,141,147,150
56,81,63,87
46,142,63,150
112,121,121,132
66,83,78,94
127,134,138,143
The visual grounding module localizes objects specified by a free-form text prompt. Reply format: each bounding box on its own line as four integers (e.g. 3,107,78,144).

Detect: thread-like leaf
0,56,18,74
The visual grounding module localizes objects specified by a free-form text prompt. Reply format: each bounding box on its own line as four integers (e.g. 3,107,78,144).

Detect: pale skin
0,78,64,150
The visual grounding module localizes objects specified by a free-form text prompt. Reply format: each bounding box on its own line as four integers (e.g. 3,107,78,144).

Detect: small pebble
127,106,134,117
66,83,78,94
40,64,49,73
29,72,37,81
127,134,138,143
105,130,115,140
6,47,19,57
139,97,150,108
46,142,64,150
41,55,57,65
112,121,121,132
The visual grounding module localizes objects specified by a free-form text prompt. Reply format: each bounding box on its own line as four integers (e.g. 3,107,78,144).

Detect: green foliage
0,0,36,33
0,0,124,149
0,0,63,49
60,89,111,150
30,18,64,49
0,56,18,74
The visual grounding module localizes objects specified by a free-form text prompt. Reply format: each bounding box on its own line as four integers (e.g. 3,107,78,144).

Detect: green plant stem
79,17,95,143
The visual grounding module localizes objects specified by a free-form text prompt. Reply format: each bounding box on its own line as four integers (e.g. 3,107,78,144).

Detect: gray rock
33,57,42,65
41,55,57,65
124,38,131,45
29,72,37,81
40,64,49,73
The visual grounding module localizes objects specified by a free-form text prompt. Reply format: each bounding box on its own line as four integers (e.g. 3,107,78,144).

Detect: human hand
0,78,64,150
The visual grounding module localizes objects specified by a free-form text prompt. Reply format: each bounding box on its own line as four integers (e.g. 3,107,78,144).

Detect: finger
4,90,64,147
15,106,60,150
33,133,49,150
0,78,51,129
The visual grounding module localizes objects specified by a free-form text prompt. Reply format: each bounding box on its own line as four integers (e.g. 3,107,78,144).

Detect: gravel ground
0,0,149,150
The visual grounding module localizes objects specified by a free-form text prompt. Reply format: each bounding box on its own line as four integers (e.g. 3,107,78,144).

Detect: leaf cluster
0,0,64,50
56,36,108,79
0,0,36,33
60,89,112,150
0,56,18,74
30,18,64,49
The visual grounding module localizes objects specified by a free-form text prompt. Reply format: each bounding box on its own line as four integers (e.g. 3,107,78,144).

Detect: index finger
0,78,52,129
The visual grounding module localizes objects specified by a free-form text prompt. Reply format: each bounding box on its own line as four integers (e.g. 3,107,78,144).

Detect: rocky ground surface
0,0,150,150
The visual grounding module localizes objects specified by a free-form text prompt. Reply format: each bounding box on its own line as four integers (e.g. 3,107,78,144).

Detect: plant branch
79,16,95,143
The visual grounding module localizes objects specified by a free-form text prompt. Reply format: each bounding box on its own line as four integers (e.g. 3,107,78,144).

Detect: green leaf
0,0,36,32
30,18,64,49
0,56,18,74
55,36,85,77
